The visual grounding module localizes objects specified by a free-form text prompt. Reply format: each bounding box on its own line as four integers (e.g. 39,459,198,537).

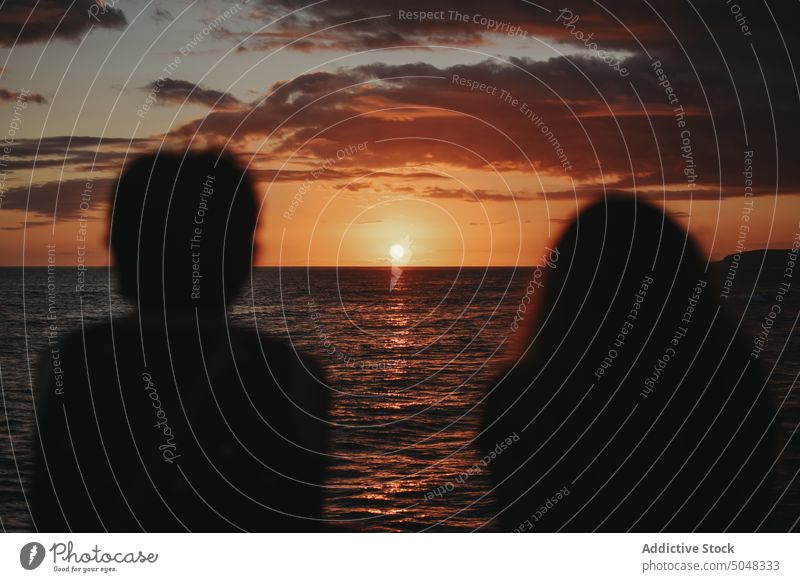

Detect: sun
389,244,405,260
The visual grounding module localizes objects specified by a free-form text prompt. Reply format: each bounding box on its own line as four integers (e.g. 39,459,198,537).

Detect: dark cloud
166,51,799,200
142,79,243,109
5,0,797,220
422,186,520,202
1,136,153,172
0,219,53,231
0,0,126,47
336,182,371,191
0,137,155,219
537,187,778,202
239,1,562,52
245,0,800,57
1,178,116,218
220,1,799,205
469,220,506,225
246,167,443,183
0,88,47,104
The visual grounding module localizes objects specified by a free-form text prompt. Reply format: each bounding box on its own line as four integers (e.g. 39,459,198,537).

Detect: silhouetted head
520,196,707,365
109,150,258,316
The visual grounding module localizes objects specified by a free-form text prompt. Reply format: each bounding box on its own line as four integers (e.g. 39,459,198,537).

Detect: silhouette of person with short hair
32,151,330,531
480,197,777,532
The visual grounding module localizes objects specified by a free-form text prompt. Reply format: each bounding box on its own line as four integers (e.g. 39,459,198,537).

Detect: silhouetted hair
110,151,257,311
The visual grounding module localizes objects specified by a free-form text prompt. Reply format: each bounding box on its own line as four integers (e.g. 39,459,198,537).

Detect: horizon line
0,248,785,269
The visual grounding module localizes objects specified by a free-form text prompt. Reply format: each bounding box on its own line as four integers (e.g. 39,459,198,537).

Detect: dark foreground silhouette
32,151,330,531
480,198,778,532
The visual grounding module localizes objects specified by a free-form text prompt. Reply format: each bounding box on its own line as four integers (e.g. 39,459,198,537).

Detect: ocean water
0,266,797,532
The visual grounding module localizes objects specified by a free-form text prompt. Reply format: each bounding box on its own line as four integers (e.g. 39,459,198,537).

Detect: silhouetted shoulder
32,319,331,532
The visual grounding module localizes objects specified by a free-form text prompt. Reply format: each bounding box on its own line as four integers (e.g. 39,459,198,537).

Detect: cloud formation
1,178,116,218
0,0,126,47
245,0,796,57
164,49,796,200
141,79,243,109
3,0,798,232
0,89,47,104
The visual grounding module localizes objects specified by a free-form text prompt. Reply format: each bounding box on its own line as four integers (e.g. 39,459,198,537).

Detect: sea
0,266,797,532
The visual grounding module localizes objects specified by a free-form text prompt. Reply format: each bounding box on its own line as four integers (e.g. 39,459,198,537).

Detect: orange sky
1,0,799,266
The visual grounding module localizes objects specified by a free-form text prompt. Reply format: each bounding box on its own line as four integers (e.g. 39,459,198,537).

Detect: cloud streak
0,89,47,104
0,0,126,47
141,79,244,109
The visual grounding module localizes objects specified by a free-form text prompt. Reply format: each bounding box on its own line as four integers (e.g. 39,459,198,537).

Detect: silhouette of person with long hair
480,197,777,532
32,151,330,531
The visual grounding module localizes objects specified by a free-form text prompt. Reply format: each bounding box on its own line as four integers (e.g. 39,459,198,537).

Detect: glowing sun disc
389,244,405,260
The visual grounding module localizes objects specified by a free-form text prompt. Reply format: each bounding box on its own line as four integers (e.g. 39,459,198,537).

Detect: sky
0,0,798,266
